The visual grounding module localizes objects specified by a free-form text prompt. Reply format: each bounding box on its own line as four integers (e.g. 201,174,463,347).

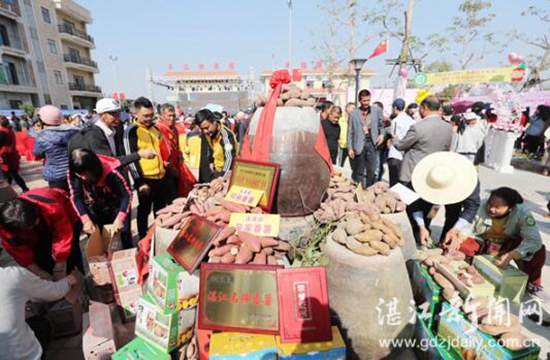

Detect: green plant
19,102,34,118
291,221,336,267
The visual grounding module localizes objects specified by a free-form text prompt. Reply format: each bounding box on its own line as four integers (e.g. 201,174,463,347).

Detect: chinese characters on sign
225,185,264,207
229,160,280,211
167,215,222,273
229,213,281,237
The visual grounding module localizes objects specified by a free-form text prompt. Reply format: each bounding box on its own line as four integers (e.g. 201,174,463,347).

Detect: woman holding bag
67,148,133,248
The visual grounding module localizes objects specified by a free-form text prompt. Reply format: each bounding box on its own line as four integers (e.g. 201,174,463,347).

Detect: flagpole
287,0,292,68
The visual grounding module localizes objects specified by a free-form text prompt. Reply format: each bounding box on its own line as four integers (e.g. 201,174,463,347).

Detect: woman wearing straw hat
410,151,480,247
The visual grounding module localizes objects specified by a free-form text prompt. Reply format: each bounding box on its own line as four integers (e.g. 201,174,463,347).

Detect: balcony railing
0,0,21,16
58,24,94,44
63,54,97,69
68,82,101,93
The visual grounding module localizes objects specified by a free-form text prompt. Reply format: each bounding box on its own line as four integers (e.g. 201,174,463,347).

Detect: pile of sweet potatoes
207,225,293,265
255,82,316,108
357,182,406,214
314,171,377,223
330,213,405,256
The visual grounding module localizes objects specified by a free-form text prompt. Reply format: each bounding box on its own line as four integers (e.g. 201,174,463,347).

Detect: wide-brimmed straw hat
412,152,477,205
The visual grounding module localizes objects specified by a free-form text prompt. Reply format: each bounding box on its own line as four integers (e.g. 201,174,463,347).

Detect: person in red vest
157,103,196,196
0,116,28,192
0,187,83,280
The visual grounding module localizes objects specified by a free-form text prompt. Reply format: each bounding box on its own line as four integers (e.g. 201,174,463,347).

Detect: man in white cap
410,151,480,246
68,98,155,166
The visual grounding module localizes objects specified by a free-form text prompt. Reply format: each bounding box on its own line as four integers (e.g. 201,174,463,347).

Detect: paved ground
2,160,550,359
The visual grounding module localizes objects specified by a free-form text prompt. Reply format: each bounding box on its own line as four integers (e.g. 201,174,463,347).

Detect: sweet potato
500,332,529,351
355,230,384,243
213,226,236,246
259,237,279,248
161,213,186,228
220,199,248,213
267,256,278,265
253,252,267,265
331,229,347,244
374,196,386,210
226,235,241,245
382,234,399,248
353,244,378,256
251,207,263,214
209,245,233,257
173,197,187,205
368,240,391,256
261,247,274,256
395,202,406,212
212,209,232,223
210,256,221,263
174,220,185,230
205,206,225,216
239,232,262,253
433,273,454,290
274,241,292,252
481,312,519,327
346,219,365,236
235,246,254,264
478,323,521,336
220,253,235,264
284,98,305,107
345,236,362,251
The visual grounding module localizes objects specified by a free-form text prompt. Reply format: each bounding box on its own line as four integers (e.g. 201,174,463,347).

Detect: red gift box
277,266,332,343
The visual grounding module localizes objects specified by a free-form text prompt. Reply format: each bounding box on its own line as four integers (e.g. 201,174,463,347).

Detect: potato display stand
325,235,414,359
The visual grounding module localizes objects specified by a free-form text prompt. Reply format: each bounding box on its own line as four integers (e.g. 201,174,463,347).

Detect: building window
43,94,52,105
47,39,57,54
0,25,9,47
41,7,51,24
23,0,32,6
60,104,68,110
74,75,85,86
3,62,19,85
305,80,314,88
30,27,38,40
54,70,63,84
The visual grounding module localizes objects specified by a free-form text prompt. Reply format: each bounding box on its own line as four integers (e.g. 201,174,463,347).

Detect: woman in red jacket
68,148,133,248
0,116,28,192
0,187,83,280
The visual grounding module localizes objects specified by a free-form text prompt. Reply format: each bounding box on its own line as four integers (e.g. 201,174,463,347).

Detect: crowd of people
0,91,548,359
320,91,549,303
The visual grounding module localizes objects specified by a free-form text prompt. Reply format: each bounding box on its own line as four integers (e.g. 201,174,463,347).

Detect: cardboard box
135,294,196,353
410,261,442,329
276,326,346,359
437,302,540,360
277,267,331,343
209,332,278,359
473,255,528,304
435,261,495,299
47,299,83,338
413,312,459,360
110,248,139,291
82,302,116,360
86,225,121,286
115,286,142,323
154,226,179,257
147,254,200,314
111,337,170,360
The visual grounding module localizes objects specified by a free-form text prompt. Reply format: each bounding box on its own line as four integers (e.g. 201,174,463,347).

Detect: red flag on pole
368,40,388,59
228,62,235,70
167,64,174,71
198,63,205,71
300,61,307,69
183,64,189,71
214,62,220,70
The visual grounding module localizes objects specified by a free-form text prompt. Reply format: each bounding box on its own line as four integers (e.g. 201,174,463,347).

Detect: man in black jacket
68,98,155,165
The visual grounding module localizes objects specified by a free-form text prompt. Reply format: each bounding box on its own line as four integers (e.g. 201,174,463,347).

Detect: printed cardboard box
437,302,540,360
147,254,200,314
410,260,442,329
115,286,142,323
135,294,196,353
473,255,528,304
110,248,139,291
413,312,459,360
86,225,121,286
82,302,116,360
111,337,170,360
209,332,278,360
276,326,346,359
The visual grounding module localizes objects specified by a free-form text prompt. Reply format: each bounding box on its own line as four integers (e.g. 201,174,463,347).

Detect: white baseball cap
95,98,121,114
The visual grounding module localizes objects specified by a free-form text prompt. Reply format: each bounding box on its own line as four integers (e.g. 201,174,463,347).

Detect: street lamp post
108,55,120,99
349,58,367,105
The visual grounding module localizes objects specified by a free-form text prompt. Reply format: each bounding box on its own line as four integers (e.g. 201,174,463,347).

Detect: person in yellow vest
123,97,177,238
194,109,238,182
338,102,356,167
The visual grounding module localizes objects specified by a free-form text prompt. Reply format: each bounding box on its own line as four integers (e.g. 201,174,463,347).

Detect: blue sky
78,0,547,101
